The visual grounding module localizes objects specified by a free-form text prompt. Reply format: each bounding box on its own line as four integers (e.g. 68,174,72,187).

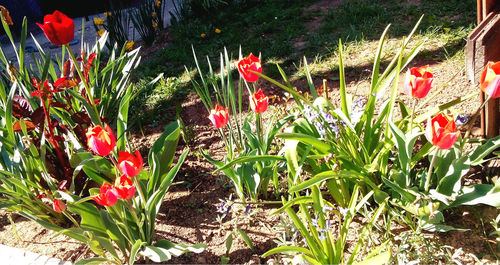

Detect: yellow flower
215,28,221,34
201,33,206,38
97,29,105,37
153,22,158,28
152,12,157,18
125,41,134,51
93,17,105,26
104,12,111,17
155,0,161,7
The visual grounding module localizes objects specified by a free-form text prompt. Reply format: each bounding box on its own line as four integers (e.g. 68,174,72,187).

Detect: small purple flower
216,202,226,213
456,114,469,126
245,205,250,214
312,214,319,227
318,230,326,241
322,205,334,213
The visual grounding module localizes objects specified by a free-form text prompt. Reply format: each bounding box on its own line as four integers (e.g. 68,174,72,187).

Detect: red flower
237,53,262,82
404,65,434,98
208,105,229,128
118,150,143,177
93,183,118,206
425,113,459,150
52,199,66,213
114,175,136,200
37,10,74,46
86,124,116,156
250,89,268,113
480,61,500,99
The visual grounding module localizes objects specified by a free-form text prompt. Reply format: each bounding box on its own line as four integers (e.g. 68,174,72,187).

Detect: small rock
196,256,207,264
247,254,260,265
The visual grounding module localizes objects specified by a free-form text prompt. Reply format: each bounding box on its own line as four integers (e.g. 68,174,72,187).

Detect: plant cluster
188,15,500,263
0,10,204,264
1,3,499,264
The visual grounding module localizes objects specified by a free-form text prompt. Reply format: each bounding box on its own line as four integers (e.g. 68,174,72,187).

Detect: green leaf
213,155,285,173
355,250,391,265
303,56,318,98
148,121,181,192
237,228,254,251
436,156,470,196
68,202,107,238
338,39,349,118
130,240,145,265
262,246,313,258
289,171,362,193
450,184,500,207
469,135,500,166
277,132,331,153
116,85,132,151
140,245,172,262
75,257,110,265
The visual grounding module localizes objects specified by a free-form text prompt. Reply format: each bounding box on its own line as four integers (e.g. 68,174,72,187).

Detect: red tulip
404,65,434,98
480,61,500,99
86,124,116,156
52,199,66,213
250,89,268,113
237,53,262,82
425,113,459,150
114,175,136,200
37,10,74,46
208,105,229,128
118,150,143,177
93,183,118,206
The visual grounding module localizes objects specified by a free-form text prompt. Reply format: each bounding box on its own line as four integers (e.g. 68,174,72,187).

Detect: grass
129,0,477,129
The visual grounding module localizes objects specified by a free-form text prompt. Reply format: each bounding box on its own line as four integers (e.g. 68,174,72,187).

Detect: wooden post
467,0,500,138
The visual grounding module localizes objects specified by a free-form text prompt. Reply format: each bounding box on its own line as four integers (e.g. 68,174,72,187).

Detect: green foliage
0,13,203,264
188,47,292,201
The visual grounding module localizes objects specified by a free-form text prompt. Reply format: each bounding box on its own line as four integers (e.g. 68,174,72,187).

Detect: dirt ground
0,0,499,264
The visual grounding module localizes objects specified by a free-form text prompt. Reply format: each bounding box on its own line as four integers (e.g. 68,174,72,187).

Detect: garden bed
1,0,500,264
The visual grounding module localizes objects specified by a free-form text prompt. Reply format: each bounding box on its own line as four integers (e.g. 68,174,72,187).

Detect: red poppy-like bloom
114,175,136,200
404,65,434,98
52,199,66,212
237,53,262,82
425,113,459,150
86,124,116,156
37,10,74,46
208,105,229,128
480,61,500,99
118,150,143,178
250,89,268,113
93,183,118,206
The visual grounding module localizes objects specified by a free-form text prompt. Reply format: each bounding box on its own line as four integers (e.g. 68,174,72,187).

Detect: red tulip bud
52,199,66,213
209,105,229,128
114,175,136,200
480,61,500,99
118,150,143,177
37,10,74,46
93,183,118,206
86,124,116,156
237,53,262,82
425,113,459,150
250,89,268,113
404,65,434,98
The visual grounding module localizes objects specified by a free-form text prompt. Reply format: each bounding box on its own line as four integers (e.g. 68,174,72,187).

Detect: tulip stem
410,98,417,130
127,199,146,241
425,148,438,192
461,94,491,153
64,44,102,126
62,210,80,228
